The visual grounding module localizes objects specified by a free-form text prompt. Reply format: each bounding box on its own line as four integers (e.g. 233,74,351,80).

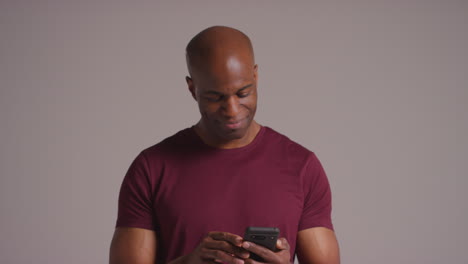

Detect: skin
186,27,260,149
109,26,340,264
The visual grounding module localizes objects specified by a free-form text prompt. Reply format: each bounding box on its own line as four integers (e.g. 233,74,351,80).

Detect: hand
241,237,291,264
182,231,250,264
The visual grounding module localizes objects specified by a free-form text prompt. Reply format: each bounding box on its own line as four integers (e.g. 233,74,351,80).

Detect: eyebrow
204,84,253,95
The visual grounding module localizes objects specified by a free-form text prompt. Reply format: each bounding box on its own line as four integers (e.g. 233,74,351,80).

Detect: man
110,26,340,264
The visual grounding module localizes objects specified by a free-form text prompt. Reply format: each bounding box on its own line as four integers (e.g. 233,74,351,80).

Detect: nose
222,96,240,118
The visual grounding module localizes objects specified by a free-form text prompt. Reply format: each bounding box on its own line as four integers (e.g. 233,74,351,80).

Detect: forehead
194,54,255,88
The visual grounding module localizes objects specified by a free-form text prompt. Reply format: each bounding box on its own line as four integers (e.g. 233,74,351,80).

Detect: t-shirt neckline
189,125,266,153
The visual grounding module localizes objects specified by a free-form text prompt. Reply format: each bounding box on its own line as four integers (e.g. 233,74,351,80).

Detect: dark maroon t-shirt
116,126,333,263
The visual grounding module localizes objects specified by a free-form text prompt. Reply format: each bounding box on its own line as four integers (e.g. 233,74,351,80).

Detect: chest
153,156,304,235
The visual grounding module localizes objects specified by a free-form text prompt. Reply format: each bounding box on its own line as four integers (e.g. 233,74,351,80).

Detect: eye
205,95,223,102
237,92,250,98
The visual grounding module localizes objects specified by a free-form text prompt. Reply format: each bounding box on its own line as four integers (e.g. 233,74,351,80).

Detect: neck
194,121,261,149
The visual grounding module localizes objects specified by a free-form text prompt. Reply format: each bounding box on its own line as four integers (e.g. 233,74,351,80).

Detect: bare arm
296,227,340,264
109,227,157,264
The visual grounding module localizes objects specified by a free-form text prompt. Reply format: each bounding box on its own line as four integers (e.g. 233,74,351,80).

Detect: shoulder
262,126,314,159
135,127,197,163
123,128,197,184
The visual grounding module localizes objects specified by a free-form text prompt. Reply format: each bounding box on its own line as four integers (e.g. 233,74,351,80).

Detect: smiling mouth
225,122,241,129
220,119,244,130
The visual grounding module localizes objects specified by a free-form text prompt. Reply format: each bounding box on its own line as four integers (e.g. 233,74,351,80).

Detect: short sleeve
115,151,155,230
298,153,334,231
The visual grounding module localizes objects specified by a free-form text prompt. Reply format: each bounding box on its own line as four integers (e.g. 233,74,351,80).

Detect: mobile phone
243,227,280,262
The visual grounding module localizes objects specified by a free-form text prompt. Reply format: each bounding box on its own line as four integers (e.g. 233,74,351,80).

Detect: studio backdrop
1,1,467,263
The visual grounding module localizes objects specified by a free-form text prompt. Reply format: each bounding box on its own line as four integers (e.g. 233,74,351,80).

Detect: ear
186,76,197,101
253,64,258,83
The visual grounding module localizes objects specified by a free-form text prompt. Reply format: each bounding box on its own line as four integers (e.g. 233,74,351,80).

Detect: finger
209,231,243,247
242,241,277,263
243,258,260,264
276,237,290,251
200,248,245,264
204,239,250,259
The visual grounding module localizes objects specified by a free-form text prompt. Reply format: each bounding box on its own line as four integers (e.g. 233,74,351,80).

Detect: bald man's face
187,55,258,143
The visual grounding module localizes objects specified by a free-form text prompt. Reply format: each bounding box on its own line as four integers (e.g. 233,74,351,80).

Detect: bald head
185,26,255,77
184,26,259,147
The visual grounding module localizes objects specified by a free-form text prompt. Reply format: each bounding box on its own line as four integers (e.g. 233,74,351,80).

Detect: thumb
276,238,288,250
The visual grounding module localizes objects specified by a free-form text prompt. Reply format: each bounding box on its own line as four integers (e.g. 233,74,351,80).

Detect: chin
218,127,248,140
207,117,254,141
221,130,245,139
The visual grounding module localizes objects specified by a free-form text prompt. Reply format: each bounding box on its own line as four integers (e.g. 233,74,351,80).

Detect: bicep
296,227,340,264
109,227,157,264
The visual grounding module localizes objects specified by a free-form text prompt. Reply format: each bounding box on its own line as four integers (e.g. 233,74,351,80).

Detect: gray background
1,1,467,263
